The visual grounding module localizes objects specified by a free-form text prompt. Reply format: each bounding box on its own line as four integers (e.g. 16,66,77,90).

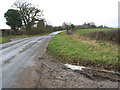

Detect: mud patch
64,64,120,81
74,68,120,82
35,53,118,88
38,57,44,59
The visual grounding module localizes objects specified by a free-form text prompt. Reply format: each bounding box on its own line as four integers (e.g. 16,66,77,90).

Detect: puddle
64,63,120,75
64,64,86,71
101,69,120,75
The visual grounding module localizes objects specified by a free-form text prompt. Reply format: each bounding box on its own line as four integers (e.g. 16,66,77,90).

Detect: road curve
0,31,63,88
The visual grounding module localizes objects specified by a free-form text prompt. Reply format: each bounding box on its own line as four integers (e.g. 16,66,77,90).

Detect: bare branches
12,0,43,31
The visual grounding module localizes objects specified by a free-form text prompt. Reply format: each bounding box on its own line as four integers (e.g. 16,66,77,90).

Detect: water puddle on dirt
64,64,120,75
101,69,120,75
64,64,87,71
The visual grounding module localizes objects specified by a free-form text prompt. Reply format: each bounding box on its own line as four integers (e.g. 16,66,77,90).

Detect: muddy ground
31,53,119,88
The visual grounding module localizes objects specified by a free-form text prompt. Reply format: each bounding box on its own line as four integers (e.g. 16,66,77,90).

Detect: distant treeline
3,0,109,36
2,22,109,36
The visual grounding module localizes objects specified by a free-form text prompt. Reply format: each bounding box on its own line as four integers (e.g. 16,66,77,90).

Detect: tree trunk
14,29,18,35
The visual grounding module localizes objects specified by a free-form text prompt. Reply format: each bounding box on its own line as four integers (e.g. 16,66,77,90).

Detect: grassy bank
47,28,118,71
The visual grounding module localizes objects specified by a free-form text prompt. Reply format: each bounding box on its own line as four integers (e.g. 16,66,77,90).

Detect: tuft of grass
47,28,118,71
0,37,9,43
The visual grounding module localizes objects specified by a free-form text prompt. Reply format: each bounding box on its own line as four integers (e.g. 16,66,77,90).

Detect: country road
0,31,62,88
0,30,119,88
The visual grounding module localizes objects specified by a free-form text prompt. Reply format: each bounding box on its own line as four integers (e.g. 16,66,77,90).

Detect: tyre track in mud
34,53,118,88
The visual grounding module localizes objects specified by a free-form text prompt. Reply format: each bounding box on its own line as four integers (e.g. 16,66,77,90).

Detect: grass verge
47,28,119,71
0,33,49,43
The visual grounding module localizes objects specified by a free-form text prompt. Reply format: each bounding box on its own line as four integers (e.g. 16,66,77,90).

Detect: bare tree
62,22,69,32
13,0,43,31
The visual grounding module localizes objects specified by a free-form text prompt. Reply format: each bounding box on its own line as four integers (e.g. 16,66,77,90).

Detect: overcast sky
0,0,119,29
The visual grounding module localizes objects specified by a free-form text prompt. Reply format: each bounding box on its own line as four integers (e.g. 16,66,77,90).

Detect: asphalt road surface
1,31,62,88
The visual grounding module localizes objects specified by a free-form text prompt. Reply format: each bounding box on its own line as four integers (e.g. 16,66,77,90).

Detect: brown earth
32,53,119,88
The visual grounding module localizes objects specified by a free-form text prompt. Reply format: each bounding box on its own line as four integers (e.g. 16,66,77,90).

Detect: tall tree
62,22,69,31
4,9,22,33
37,19,45,29
70,24,75,29
13,0,43,31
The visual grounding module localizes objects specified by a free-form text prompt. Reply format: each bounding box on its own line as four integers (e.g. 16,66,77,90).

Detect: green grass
47,28,118,71
74,28,116,34
0,37,9,43
0,33,49,43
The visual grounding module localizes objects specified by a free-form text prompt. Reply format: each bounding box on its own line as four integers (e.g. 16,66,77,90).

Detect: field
47,28,119,71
